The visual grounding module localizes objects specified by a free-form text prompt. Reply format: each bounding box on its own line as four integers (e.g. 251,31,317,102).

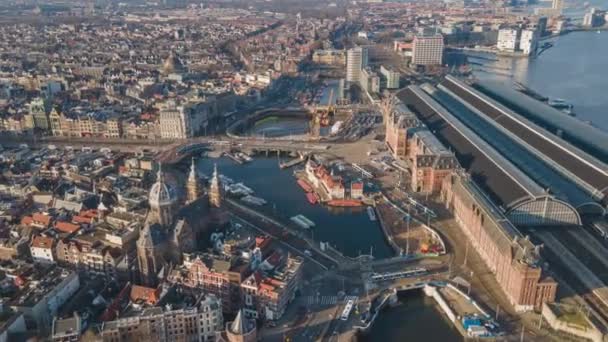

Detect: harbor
193,156,394,258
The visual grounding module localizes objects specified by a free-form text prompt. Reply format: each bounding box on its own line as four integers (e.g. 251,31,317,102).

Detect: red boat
326,199,363,207
306,192,318,204
297,179,313,193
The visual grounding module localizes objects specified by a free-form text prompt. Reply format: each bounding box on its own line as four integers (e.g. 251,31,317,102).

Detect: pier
279,154,306,169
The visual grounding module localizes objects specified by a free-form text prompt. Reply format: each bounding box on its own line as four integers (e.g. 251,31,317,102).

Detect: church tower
209,164,222,208
149,165,177,226
137,224,167,287
186,158,200,204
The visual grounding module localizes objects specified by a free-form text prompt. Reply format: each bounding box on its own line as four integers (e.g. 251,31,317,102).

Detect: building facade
345,47,368,84
100,295,223,342
497,29,520,52
380,66,400,89
440,173,557,312
411,35,444,66
519,29,539,56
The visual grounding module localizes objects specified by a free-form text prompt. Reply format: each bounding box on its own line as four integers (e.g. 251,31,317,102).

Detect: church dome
162,52,185,75
149,168,177,209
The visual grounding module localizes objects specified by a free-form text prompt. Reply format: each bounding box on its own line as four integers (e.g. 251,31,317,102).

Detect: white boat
367,207,377,221
296,214,315,227
291,216,311,229
241,195,266,206
237,152,253,162
219,175,234,185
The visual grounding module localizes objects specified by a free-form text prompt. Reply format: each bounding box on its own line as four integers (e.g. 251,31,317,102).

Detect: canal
195,156,394,259
361,290,462,342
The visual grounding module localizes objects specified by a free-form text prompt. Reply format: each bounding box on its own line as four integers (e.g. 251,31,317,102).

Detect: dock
225,152,243,164
280,157,305,169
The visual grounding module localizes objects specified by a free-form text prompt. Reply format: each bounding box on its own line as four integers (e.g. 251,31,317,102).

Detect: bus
341,300,354,321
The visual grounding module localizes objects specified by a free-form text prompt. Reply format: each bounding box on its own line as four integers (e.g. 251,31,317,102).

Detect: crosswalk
304,295,359,306
305,296,338,305
344,295,359,303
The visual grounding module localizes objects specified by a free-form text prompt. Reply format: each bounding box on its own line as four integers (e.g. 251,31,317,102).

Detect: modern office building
411,35,444,66
380,65,400,89
519,29,538,56
552,0,563,10
497,29,520,52
360,68,380,94
345,47,368,84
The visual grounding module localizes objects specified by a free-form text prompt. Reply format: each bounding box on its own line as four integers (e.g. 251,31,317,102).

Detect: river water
195,156,394,259
361,291,462,342
473,31,608,132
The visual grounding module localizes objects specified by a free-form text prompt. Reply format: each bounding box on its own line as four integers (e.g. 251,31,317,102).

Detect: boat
367,207,377,221
297,215,316,227
241,195,266,206
297,179,313,193
306,192,318,204
290,216,311,229
327,199,363,207
237,152,253,162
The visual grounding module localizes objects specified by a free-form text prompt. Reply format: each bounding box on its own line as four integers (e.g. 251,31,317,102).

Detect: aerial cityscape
0,0,606,341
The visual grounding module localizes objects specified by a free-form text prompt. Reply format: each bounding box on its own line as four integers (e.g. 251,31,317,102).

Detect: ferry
297,179,313,193
306,192,318,204
327,199,363,207
367,207,377,221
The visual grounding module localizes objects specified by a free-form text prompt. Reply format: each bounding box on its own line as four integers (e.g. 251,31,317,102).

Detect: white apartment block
497,29,520,52
519,29,538,56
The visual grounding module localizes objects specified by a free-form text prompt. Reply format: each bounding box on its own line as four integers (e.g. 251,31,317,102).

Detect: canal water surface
196,157,394,259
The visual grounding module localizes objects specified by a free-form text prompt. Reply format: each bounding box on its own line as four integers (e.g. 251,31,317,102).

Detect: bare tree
379,93,399,123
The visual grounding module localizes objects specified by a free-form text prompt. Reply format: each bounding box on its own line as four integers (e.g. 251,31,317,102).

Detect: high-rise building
411,35,444,66
360,68,380,94
380,65,400,89
519,29,539,56
497,29,520,52
552,0,563,10
345,47,368,84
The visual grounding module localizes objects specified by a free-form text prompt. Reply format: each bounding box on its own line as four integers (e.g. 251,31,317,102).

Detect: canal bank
360,289,463,342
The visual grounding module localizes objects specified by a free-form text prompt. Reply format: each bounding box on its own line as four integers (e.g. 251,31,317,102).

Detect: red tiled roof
73,215,93,224
351,182,363,190
32,213,51,226
130,285,161,305
55,221,81,234
31,235,54,249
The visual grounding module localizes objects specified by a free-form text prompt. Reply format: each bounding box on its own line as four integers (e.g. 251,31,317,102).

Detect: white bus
341,300,354,321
